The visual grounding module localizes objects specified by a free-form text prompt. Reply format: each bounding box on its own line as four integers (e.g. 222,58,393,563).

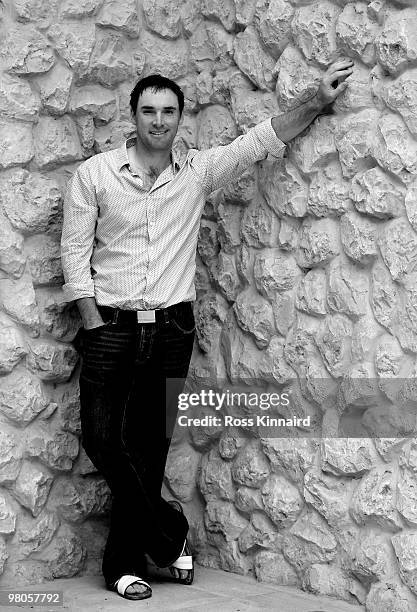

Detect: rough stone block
231,88,280,134
0,428,21,486
233,288,275,349
97,0,140,38
392,532,417,596
278,218,299,252
234,486,263,514
334,109,380,177
0,73,40,122
0,25,55,75
142,0,181,39
254,550,299,586
316,314,353,378
321,438,377,477
141,31,188,80
296,269,327,317
204,500,248,541
233,27,276,91
0,537,7,575
26,338,78,382
14,510,59,558
347,530,396,582
0,318,27,374
35,524,86,578
371,261,400,332
215,251,241,302
34,116,81,169
217,202,243,254
366,580,417,612
304,467,352,527
406,178,417,233
303,564,359,603
351,166,405,219
261,474,303,529
47,23,95,80
0,121,34,169
231,441,270,488
201,0,235,32
241,200,280,249
376,8,417,76
35,64,74,115
0,493,17,535
70,85,117,126
254,249,301,298
291,1,340,67
48,476,111,522
397,469,417,527
336,2,379,65
296,217,339,268
290,116,337,175
238,512,280,553
0,276,40,334
275,45,321,110
24,423,79,471
372,113,417,183
254,0,294,60
259,157,308,218
91,31,142,87
26,235,63,286
283,511,337,571
0,170,62,236
164,443,200,503
381,68,417,138
12,461,53,517
378,218,417,283
308,161,351,218
195,293,228,354
14,0,58,25
0,215,26,279
197,105,237,149
327,258,368,319
271,290,296,336
350,467,401,531
198,448,234,502
59,0,103,18
341,211,378,264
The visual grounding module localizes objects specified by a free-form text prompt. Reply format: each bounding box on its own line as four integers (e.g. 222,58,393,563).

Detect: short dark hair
130,74,184,116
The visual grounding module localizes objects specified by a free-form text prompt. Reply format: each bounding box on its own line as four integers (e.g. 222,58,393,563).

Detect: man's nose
153,112,163,126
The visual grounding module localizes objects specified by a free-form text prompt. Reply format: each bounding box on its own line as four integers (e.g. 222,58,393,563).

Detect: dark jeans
77,301,195,586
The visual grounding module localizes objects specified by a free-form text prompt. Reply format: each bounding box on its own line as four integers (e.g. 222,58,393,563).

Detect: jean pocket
170,305,196,334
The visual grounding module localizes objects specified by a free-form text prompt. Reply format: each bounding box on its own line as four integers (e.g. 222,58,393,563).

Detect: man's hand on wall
317,58,354,106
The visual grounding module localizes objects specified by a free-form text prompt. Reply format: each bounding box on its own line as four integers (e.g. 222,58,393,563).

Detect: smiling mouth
150,131,168,135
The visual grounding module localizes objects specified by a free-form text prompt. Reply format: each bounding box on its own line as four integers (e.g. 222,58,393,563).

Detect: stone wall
0,0,417,609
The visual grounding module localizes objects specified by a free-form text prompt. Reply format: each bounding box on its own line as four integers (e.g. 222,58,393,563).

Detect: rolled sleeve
60,164,98,303
189,118,286,194
253,119,286,158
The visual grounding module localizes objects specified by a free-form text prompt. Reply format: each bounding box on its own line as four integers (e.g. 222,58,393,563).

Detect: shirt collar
116,137,181,174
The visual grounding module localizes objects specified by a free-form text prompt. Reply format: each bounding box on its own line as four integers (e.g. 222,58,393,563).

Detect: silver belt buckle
136,310,156,323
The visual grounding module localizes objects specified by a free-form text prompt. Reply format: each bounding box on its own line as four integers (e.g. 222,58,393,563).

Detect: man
61,59,353,601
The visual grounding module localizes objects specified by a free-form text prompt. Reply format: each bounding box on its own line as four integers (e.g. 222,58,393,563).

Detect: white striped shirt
61,119,285,310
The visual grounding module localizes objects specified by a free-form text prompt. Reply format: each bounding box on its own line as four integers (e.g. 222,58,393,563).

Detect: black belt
97,302,192,325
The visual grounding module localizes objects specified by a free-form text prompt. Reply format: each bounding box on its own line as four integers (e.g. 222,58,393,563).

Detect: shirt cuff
61,282,95,303
253,119,286,158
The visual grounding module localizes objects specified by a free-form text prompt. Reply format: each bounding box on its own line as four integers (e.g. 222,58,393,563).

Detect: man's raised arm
271,58,354,142
189,59,353,195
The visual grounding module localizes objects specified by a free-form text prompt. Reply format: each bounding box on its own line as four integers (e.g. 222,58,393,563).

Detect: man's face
135,87,181,153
